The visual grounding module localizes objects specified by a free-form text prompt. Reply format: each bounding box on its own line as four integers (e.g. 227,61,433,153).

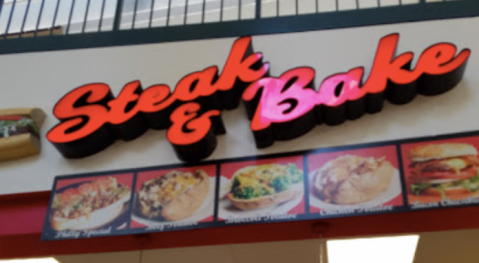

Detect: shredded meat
137,170,202,219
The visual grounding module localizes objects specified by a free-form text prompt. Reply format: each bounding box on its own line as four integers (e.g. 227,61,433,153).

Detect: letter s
47,83,115,158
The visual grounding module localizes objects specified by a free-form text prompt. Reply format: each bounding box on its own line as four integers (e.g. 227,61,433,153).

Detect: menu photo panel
400,135,479,210
307,145,405,218
41,130,479,241
130,164,217,232
42,173,135,240
218,155,306,224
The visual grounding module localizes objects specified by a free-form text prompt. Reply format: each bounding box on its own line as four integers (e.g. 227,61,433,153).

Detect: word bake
47,34,471,162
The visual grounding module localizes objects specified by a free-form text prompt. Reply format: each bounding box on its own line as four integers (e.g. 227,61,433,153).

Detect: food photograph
218,156,305,220
130,165,216,228
401,137,479,204
308,146,403,213
0,108,46,162
48,173,134,232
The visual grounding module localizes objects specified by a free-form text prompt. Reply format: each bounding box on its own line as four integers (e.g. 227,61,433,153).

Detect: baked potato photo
309,155,401,210
50,177,131,231
134,169,211,222
220,163,304,216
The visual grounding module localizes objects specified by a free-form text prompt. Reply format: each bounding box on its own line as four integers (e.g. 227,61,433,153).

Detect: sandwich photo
226,163,304,211
50,177,131,231
408,143,479,199
135,169,210,222
0,108,46,162
313,155,395,205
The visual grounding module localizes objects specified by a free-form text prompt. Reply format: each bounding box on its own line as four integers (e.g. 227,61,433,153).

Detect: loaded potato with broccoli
227,163,304,210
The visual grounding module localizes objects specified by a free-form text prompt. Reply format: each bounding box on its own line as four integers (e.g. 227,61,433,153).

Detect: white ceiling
52,228,479,263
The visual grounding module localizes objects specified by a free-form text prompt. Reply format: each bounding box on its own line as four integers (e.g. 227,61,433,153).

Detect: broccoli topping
231,163,304,199
232,185,274,199
288,164,304,184
271,175,292,192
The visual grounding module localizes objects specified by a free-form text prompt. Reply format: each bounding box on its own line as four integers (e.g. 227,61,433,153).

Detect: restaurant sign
46,33,471,162
41,32,475,241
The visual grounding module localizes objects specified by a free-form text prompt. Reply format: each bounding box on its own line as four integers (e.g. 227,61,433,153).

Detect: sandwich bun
408,143,478,162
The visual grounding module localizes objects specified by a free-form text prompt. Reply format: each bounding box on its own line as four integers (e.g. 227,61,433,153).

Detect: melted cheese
236,170,276,193
442,158,468,172
159,175,198,202
237,176,260,187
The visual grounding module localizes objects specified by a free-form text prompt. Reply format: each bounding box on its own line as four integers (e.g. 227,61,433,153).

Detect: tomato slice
0,115,22,121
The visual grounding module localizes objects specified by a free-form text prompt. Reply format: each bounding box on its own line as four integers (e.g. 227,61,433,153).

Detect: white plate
309,168,402,211
131,178,216,226
218,177,304,220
